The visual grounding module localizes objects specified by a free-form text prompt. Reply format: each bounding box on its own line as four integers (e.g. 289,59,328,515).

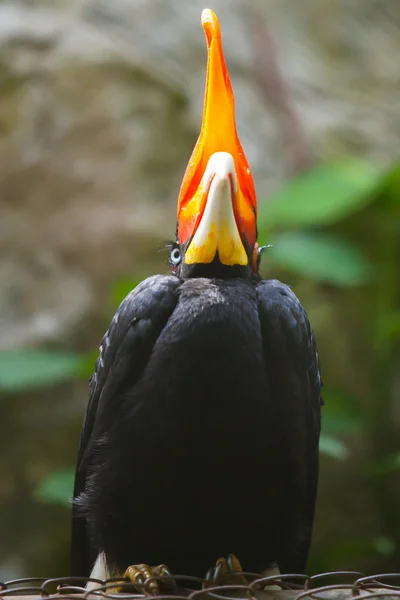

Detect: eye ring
169,246,182,267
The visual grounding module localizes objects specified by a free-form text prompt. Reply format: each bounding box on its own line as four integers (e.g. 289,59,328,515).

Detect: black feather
71,275,321,577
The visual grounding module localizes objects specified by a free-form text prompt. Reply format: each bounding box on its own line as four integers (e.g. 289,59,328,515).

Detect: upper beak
176,9,257,268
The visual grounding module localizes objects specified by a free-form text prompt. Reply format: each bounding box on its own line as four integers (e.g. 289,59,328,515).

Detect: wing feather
71,274,181,577
256,279,322,572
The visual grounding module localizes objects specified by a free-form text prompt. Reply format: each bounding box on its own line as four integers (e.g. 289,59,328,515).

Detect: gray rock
1,0,399,346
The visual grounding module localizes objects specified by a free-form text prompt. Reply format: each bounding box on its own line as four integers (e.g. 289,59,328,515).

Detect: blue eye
170,247,182,266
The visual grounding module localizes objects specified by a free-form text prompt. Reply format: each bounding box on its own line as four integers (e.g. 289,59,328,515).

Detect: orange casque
176,9,258,268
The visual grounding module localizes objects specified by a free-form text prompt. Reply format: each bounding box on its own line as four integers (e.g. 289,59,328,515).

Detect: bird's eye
169,246,182,267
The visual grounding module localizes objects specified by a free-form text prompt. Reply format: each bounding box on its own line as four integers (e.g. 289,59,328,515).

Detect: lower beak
184,152,248,266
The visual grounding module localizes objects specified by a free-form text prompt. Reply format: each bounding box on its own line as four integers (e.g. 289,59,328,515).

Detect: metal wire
1,572,400,599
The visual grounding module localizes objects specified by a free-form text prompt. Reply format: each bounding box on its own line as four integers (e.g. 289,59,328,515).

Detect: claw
227,554,244,575
206,554,247,585
124,564,174,595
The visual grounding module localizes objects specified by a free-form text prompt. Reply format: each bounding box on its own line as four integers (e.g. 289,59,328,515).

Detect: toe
227,554,243,573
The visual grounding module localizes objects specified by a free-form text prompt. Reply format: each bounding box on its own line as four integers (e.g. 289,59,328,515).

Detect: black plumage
71,7,322,582
72,273,321,578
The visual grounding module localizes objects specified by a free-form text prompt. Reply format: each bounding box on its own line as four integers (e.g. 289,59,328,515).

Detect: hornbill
71,8,322,589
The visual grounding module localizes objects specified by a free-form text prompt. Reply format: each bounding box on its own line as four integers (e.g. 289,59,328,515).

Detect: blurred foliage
258,160,381,229
321,536,397,568
267,231,372,286
366,453,400,478
111,278,142,307
259,157,399,572
319,434,349,461
0,351,83,392
321,388,366,435
1,156,399,575
35,470,75,508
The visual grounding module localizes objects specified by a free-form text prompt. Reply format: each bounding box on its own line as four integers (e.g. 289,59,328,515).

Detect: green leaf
34,469,74,507
319,434,349,460
267,231,372,286
0,350,83,392
111,278,141,307
258,159,381,230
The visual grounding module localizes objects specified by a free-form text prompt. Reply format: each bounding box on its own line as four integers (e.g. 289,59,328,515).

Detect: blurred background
0,0,399,582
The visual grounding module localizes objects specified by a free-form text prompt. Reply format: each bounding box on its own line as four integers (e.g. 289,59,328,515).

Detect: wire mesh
1,572,400,600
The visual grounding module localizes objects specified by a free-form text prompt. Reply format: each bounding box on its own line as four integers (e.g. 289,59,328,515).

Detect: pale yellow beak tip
201,8,220,43
201,8,214,25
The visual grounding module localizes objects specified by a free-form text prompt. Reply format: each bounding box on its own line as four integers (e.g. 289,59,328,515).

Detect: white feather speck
86,552,110,590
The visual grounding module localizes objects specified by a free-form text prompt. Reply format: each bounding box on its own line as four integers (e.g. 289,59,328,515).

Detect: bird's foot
123,564,174,595
205,554,247,586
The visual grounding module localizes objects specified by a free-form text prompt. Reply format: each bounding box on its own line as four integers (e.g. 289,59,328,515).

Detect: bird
71,8,322,591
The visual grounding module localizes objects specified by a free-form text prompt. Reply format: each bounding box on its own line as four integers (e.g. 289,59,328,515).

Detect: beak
176,9,257,268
